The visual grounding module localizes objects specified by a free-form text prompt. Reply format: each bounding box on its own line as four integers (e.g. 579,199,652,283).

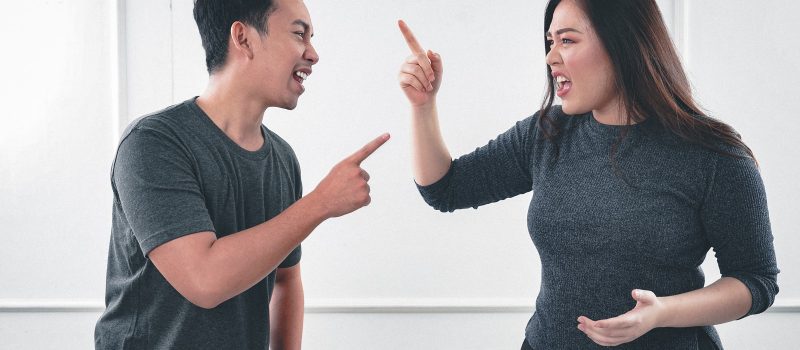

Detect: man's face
247,0,319,110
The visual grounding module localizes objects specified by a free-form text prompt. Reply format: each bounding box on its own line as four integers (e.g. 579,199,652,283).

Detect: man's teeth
295,71,308,80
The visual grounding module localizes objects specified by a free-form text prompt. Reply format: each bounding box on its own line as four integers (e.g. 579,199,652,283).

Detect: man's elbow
180,277,228,309
187,294,223,310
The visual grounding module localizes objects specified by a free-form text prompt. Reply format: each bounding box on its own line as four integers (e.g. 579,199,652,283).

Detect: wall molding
113,0,127,138
673,0,690,65
1,298,798,314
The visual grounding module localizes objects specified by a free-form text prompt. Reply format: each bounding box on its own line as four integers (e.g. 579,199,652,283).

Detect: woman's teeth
556,76,570,89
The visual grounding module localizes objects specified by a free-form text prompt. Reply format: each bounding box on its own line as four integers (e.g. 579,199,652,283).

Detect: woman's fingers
398,20,435,83
400,60,433,91
594,314,636,330
398,71,426,92
397,19,441,102
398,19,425,54
405,54,434,88
414,52,435,82
578,323,627,346
427,50,443,75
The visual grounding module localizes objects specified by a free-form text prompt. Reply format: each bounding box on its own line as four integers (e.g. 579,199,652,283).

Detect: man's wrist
298,190,331,222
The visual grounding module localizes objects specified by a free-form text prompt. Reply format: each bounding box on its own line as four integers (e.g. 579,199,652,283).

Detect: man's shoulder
263,126,288,145
122,100,195,140
264,127,298,159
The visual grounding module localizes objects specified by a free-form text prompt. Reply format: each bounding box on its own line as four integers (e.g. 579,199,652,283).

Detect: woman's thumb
428,50,443,72
632,289,656,304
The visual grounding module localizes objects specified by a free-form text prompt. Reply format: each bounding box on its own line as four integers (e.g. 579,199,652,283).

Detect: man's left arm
270,264,304,350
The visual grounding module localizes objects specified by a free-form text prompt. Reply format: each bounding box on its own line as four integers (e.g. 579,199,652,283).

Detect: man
94,0,389,348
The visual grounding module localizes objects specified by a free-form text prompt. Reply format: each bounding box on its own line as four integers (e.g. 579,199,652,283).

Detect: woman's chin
560,103,587,116
561,102,578,115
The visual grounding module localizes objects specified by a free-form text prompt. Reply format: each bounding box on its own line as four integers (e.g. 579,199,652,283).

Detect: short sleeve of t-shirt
113,126,216,255
279,246,301,268
279,139,304,268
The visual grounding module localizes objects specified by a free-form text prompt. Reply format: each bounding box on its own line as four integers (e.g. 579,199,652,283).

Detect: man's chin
276,99,299,110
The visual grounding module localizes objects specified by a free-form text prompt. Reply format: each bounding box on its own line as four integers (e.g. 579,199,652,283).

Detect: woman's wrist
654,295,675,328
411,99,437,115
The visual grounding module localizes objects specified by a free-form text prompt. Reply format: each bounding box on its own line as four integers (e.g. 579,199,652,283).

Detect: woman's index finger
398,19,425,54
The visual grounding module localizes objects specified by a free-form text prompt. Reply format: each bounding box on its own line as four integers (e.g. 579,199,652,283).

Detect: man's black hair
193,0,277,74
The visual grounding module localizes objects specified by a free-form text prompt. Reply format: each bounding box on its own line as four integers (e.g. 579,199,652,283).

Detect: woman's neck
592,99,631,125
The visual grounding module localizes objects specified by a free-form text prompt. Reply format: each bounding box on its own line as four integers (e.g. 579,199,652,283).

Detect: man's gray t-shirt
95,97,302,349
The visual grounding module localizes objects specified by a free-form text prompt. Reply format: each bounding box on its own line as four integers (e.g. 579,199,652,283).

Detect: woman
396,0,779,349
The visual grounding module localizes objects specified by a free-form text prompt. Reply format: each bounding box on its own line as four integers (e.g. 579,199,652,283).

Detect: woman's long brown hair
538,0,755,164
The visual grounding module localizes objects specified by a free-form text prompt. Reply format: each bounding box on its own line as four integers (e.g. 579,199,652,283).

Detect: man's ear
230,21,254,60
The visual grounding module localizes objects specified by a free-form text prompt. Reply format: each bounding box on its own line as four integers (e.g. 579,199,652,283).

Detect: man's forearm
270,265,304,350
150,135,386,309
193,193,326,308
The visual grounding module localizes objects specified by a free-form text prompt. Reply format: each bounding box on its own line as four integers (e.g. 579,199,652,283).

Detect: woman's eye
562,38,574,44
546,39,554,47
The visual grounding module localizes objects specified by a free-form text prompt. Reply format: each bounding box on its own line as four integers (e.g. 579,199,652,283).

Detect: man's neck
196,74,268,151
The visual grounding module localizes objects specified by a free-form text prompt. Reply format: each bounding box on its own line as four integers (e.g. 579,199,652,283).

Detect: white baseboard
1,298,798,313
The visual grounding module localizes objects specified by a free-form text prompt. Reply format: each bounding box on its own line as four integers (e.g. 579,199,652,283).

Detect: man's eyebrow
545,27,583,38
292,19,313,37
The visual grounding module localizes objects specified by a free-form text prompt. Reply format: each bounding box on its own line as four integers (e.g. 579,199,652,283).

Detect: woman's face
546,0,618,117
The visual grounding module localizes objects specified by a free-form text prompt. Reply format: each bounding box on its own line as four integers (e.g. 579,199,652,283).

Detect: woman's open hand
577,289,665,346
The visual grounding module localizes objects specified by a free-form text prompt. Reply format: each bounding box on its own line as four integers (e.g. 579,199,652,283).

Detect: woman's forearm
658,277,752,328
411,101,452,186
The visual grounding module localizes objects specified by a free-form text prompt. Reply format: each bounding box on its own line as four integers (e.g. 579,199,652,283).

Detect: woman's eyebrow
546,27,583,38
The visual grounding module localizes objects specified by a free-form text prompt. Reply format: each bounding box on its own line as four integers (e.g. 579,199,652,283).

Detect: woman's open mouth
556,75,572,97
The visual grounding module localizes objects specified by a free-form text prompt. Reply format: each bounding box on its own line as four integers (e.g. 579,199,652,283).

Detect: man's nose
305,43,319,65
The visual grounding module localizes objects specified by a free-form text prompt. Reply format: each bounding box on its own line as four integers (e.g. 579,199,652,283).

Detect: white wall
1,1,798,349
0,0,117,306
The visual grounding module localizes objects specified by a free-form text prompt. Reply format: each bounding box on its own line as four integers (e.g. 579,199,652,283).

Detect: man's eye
295,32,305,39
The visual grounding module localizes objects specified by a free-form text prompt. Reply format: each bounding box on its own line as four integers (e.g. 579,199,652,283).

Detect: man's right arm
148,133,390,309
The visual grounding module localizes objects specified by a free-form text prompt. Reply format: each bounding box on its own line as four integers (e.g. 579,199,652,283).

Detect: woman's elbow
421,195,455,213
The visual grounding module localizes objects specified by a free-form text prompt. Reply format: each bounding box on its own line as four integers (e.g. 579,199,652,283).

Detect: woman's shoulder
656,115,752,157
652,118,758,183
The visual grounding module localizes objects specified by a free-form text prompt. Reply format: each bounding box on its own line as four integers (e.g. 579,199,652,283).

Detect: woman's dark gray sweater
417,108,779,349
